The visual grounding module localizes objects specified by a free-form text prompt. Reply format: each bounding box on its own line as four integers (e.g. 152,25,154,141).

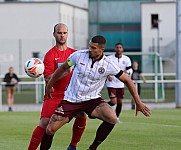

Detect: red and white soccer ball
24,58,44,78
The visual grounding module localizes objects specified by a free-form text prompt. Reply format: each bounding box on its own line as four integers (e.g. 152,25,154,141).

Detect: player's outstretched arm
46,61,71,99
118,72,151,117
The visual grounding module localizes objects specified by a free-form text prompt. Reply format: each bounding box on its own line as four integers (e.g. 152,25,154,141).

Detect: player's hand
46,85,54,99
135,102,151,117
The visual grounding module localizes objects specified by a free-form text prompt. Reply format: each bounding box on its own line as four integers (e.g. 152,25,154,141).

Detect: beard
89,52,94,58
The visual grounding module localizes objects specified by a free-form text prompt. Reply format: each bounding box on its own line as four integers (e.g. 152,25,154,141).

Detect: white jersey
64,49,123,102
106,54,132,88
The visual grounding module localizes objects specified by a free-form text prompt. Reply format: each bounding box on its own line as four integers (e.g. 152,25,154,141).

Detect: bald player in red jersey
28,23,86,150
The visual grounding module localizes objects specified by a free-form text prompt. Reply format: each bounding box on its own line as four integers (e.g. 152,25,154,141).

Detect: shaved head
53,23,68,33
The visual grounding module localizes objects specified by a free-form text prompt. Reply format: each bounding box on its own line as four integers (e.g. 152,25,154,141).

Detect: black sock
89,122,115,150
40,132,54,150
116,103,122,117
8,107,12,111
108,101,115,106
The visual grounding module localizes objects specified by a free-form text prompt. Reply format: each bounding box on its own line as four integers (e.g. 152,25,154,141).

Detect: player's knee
39,118,50,129
46,126,55,136
112,101,117,105
110,99,117,105
111,117,118,124
107,118,117,124
75,111,86,118
117,98,123,104
106,115,117,124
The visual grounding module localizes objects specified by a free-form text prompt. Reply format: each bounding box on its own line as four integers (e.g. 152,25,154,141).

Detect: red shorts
107,87,124,99
54,97,106,121
41,96,64,118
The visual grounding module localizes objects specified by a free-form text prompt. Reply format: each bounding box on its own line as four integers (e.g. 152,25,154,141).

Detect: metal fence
0,73,180,111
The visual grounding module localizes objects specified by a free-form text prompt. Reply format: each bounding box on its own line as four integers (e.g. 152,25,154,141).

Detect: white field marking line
122,122,181,128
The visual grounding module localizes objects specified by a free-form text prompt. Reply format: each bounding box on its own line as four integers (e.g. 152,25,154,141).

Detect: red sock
70,116,86,146
28,126,45,150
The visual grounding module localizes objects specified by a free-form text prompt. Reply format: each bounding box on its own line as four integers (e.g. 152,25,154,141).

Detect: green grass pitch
0,109,181,150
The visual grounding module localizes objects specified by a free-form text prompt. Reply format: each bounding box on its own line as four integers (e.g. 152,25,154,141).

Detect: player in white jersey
43,35,151,150
106,43,133,121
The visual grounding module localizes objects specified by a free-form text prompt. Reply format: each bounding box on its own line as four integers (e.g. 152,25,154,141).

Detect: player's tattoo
51,114,64,122
97,102,108,108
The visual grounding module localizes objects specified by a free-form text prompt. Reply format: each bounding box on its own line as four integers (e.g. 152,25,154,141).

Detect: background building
89,0,176,73
89,0,155,52
0,0,88,75
141,0,176,73
0,0,177,75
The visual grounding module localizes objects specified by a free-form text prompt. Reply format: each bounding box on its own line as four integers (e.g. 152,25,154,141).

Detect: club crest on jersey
98,67,105,74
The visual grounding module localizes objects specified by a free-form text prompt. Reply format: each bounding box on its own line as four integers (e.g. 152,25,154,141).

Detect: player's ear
101,47,105,51
53,32,55,37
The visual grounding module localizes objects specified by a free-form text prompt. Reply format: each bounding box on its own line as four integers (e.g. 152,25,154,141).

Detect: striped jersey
64,49,123,102
106,54,132,88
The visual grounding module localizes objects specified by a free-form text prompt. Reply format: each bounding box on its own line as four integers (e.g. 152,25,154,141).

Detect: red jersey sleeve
43,50,55,77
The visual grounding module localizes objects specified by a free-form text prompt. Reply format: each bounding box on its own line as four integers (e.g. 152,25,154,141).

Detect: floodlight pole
176,0,181,108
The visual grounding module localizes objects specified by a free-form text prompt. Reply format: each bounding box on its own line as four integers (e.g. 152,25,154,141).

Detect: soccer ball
24,58,44,78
